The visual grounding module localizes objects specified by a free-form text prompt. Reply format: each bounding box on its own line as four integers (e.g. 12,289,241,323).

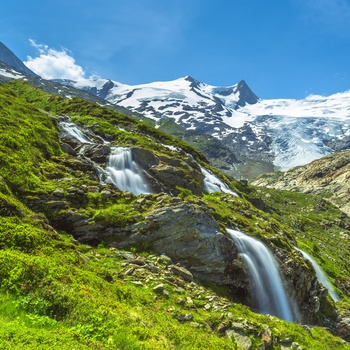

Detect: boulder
336,316,350,341
99,202,237,285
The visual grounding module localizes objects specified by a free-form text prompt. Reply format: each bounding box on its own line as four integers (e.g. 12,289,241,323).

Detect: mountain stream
227,229,297,322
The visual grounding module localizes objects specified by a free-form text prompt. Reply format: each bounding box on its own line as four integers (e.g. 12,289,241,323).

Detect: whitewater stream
201,167,238,196
227,229,297,322
296,247,339,302
105,147,151,195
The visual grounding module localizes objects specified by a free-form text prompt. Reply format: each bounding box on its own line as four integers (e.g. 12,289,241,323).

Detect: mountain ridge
1,41,350,180
0,41,38,77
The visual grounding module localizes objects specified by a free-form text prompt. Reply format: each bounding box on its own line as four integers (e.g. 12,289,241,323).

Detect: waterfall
201,167,238,196
227,229,296,322
105,147,151,195
59,121,94,144
295,247,339,302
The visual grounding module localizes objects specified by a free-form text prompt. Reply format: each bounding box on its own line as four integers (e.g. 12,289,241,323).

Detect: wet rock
131,147,159,169
83,144,111,163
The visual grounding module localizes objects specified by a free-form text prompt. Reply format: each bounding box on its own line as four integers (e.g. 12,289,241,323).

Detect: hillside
0,79,349,349
251,150,350,215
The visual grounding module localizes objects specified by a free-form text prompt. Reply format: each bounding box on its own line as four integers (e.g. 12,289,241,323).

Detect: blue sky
1,0,350,99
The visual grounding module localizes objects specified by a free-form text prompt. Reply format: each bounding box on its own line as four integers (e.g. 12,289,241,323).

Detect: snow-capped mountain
55,76,259,136
1,40,350,178
58,75,350,175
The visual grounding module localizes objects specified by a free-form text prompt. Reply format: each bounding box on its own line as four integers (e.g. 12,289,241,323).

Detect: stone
101,190,112,199
60,142,77,156
204,303,211,310
217,323,227,334
171,265,193,282
45,201,70,210
177,298,185,306
52,187,65,198
336,317,350,341
130,259,146,266
176,314,193,322
226,329,252,350
186,297,194,306
261,326,272,347
131,281,143,286
73,201,238,291
147,264,160,272
153,284,164,293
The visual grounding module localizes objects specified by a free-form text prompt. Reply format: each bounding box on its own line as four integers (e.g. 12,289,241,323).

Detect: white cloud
24,40,87,80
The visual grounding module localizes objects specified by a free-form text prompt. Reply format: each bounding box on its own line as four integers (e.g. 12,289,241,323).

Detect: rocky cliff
251,149,350,215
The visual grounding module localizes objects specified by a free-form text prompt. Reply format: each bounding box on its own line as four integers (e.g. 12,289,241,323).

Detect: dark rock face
234,80,259,107
0,41,38,76
275,247,333,325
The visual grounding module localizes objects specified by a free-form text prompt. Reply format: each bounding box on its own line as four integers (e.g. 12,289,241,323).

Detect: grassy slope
0,80,348,349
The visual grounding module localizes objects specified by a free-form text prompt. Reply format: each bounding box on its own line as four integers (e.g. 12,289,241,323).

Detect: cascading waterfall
185,152,238,196
105,147,151,195
59,119,152,195
59,121,94,144
295,247,339,302
227,229,296,322
201,167,238,196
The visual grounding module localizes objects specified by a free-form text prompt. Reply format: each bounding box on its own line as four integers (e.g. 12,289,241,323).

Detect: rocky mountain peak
234,79,259,107
0,41,38,77
184,75,201,88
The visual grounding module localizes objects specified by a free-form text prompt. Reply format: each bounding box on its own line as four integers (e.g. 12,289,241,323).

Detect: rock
45,200,70,210
217,323,227,334
157,254,173,265
146,264,160,272
261,326,272,347
336,317,350,341
251,149,350,215
177,298,185,306
52,187,65,198
231,322,245,331
204,303,211,310
131,147,159,169
153,284,164,293
82,144,111,163
130,259,146,266
87,186,100,193
176,314,193,322
131,281,143,286
60,142,77,156
149,160,204,195
226,329,252,350
77,202,238,289
101,190,112,199
171,265,193,282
